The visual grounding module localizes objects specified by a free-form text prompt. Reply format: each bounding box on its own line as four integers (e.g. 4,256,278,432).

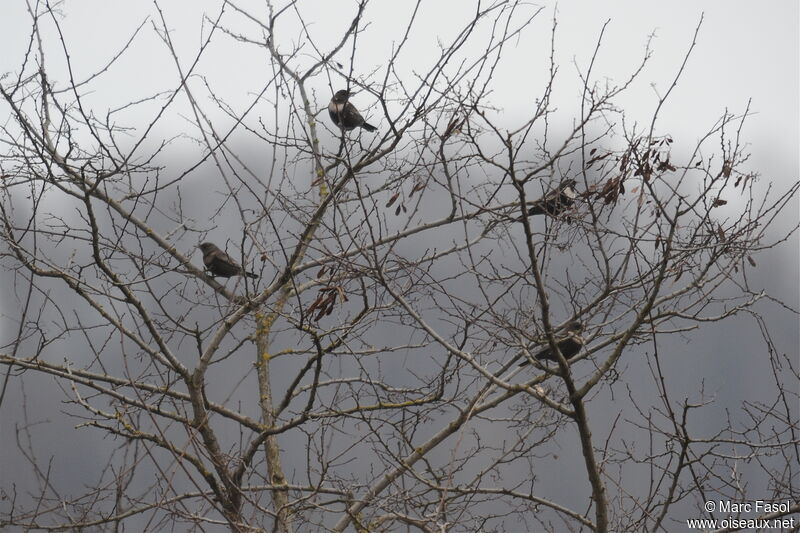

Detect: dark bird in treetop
328,89,377,132
519,320,585,366
519,179,579,219
199,242,258,279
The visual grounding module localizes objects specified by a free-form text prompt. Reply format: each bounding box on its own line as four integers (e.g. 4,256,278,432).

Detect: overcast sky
2,0,794,351
1,1,797,530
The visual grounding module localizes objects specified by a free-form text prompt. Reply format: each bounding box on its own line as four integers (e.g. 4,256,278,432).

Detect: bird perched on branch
328,89,377,132
518,321,585,366
519,179,578,219
199,242,258,279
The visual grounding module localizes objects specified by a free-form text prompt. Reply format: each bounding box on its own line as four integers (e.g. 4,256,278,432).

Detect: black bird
519,179,578,219
199,242,258,279
518,321,585,366
328,89,377,132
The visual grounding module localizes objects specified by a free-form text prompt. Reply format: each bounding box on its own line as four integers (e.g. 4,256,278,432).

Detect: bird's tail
526,204,544,217
514,204,543,222
362,122,377,132
245,271,259,279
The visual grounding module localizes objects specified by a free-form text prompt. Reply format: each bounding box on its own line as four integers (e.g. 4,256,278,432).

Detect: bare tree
1,2,797,532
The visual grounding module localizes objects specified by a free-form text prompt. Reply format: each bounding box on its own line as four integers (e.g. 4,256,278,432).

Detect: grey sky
1,1,797,531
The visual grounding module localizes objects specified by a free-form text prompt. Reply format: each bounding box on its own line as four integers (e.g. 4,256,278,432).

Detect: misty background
0,1,797,531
